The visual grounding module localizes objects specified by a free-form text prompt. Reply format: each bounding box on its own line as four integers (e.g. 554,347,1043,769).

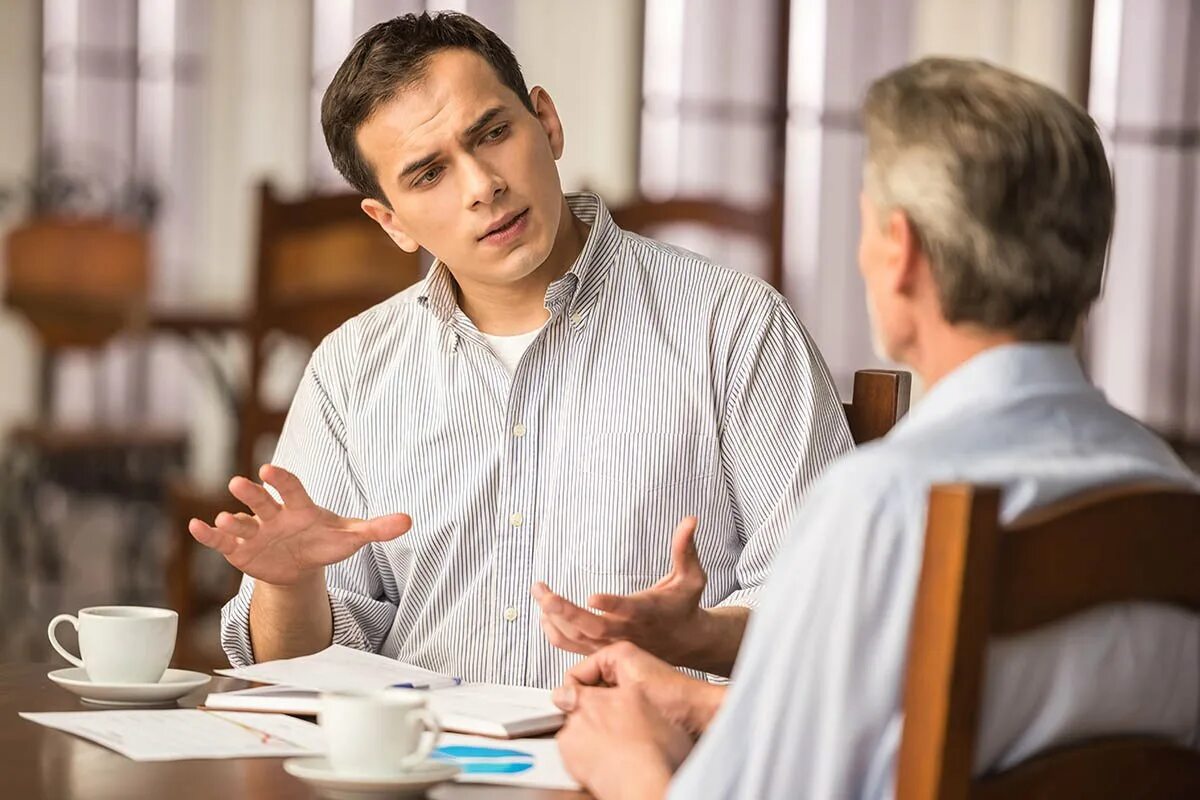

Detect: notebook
206,645,564,739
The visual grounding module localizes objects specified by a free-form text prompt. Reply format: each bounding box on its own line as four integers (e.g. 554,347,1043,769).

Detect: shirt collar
417,191,621,327
890,343,1095,440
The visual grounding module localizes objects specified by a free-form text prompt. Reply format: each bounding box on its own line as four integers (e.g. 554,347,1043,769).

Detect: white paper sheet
215,644,459,692
436,732,581,791
19,710,325,761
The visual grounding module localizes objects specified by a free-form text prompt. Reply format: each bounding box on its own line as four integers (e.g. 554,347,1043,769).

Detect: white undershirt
481,325,544,375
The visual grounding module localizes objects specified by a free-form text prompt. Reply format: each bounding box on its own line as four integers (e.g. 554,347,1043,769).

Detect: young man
551,58,1200,798
187,12,852,687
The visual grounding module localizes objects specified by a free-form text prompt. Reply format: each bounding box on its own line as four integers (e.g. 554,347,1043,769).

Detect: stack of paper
208,645,564,738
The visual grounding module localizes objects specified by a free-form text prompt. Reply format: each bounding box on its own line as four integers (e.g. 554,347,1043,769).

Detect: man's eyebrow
399,152,439,181
398,107,508,182
463,106,505,140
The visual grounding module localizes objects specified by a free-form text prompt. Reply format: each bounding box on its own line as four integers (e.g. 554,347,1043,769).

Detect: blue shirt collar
891,343,1095,440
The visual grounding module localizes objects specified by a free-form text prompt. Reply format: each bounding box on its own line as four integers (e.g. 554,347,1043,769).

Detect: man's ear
885,209,923,296
529,86,565,160
361,198,419,253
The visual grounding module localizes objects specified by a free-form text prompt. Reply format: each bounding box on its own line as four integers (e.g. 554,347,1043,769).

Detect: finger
259,464,313,508
228,476,281,520
188,518,238,556
552,679,580,712
533,584,615,641
587,592,638,617
354,512,413,544
669,516,702,577
214,511,258,540
564,654,607,687
539,609,603,655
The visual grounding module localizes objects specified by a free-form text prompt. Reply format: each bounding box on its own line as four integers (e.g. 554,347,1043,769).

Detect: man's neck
903,322,1020,390
455,197,590,335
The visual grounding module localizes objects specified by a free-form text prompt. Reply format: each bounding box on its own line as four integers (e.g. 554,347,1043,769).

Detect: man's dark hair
321,12,534,204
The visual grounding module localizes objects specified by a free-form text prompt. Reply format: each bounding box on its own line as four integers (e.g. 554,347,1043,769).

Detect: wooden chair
166,183,422,668
898,483,1200,800
1,217,188,627
607,195,778,280
607,197,774,241
844,369,912,444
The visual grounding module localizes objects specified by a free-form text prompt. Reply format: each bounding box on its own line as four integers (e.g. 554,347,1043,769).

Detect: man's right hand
187,464,412,587
553,641,727,737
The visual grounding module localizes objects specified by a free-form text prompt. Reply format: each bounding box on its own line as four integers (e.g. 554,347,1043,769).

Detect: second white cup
319,691,441,778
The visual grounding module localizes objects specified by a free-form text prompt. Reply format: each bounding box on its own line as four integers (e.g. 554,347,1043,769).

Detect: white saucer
283,757,460,799
48,668,212,706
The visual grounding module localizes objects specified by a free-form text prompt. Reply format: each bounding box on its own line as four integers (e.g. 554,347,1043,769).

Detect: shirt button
509,512,524,527
512,423,527,438
569,312,583,325
503,607,518,622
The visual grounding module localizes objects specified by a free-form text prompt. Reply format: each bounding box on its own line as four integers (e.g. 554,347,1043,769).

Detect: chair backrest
4,216,149,350
606,196,780,284
607,197,773,240
237,183,422,474
897,483,1200,800
843,369,912,444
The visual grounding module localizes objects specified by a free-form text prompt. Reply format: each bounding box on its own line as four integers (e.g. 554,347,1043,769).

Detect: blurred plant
0,146,160,224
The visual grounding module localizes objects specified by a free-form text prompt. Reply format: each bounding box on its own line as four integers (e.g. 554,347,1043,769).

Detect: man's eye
417,166,442,185
484,125,508,142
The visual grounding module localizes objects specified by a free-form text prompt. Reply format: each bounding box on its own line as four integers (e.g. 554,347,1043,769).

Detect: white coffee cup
319,690,441,777
47,606,177,684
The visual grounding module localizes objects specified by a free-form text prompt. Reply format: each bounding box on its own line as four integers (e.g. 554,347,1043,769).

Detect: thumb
356,512,413,543
669,516,701,578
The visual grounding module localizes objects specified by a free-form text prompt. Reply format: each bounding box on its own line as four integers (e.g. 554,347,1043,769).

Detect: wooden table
1,663,587,800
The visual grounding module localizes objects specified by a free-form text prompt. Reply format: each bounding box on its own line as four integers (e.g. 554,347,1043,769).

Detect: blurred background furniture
0,216,187,657
898,483,1200,799
165,182,423,669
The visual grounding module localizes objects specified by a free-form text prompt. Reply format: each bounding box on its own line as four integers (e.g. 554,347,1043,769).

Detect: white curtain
1087,0,1200,442
638,0,784,284
783,0,915,394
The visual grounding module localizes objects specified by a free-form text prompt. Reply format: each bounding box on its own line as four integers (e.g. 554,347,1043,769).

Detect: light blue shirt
671,343,1199,799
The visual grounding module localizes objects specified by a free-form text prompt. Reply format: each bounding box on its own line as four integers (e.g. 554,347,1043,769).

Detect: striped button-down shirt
221,192,853,687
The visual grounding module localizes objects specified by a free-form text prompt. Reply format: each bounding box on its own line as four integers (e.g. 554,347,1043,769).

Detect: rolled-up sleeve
714,299,853,609
219,332,399,667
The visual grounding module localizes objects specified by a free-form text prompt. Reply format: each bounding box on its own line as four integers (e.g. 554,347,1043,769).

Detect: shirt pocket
567,430,719,577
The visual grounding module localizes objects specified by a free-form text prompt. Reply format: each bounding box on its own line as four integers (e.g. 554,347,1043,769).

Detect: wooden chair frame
844,369,912,444
898,483,1200,800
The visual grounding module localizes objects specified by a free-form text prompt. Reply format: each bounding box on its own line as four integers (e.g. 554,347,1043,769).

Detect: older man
552,57,1200,799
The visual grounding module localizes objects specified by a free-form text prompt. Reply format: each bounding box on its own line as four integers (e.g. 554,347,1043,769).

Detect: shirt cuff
219,579,257,668
713,585,760,610
329,588,373,651
218,579,374,667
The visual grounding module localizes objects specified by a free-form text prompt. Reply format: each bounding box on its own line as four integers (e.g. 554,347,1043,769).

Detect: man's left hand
556,682,693,800
533,516,735,671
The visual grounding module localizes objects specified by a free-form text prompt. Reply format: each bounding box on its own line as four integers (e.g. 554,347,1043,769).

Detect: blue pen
390,677,463,690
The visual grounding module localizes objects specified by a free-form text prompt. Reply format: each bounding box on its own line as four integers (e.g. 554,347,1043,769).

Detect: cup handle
47,614,84,669
401,709,442,769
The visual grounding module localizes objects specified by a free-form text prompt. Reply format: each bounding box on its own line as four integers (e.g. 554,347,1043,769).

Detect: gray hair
862,57,1115,341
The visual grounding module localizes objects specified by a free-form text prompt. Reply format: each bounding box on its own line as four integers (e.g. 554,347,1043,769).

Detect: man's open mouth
480,209,529,240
